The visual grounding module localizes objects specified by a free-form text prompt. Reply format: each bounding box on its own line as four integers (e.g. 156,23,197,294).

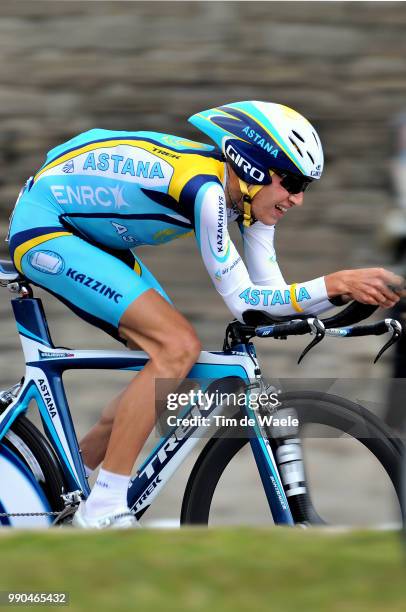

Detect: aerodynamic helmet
188,101,324,186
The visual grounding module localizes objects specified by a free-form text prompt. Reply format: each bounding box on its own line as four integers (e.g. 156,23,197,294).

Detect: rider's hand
325,268,405,308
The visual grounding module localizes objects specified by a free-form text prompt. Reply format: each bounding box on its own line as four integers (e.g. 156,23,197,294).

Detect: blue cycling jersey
30,129,223,248
8,129,331,341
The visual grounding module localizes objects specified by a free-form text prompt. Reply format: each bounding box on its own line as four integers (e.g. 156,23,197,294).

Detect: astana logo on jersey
37,145,173,188
62,159,74,173
82,152,164,180
239,286,311,307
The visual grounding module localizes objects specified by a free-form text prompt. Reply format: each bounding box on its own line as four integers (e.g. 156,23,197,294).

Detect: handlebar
325,319,393,338
256,317,400,340
321,301,379,329
241,300,379,329
226,301,403,364
251,316,402,364
255,319,313,339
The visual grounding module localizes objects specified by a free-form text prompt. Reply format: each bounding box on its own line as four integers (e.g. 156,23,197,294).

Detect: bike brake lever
298,319,326,364
373,319,402,364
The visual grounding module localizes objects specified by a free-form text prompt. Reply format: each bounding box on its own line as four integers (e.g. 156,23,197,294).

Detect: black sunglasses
271,170,313,195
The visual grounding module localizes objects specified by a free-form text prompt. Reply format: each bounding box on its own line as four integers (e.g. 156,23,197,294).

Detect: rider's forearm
194,183,332,320
220,276,330,322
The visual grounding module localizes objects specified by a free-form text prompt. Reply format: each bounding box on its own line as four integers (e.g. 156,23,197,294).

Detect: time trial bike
0,258,403,528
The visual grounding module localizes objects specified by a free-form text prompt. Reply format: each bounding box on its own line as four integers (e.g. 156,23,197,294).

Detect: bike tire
0,416,65,527
181,391,402,525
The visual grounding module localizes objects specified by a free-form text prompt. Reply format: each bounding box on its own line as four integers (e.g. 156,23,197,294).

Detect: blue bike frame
0,296,293,525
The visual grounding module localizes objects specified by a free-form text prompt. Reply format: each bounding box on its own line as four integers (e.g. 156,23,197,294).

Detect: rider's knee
179,330,202,364
99,411,115,429
156,331,201,377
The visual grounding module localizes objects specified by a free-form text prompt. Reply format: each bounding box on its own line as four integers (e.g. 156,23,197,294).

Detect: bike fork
270,406,322,525
244,378,294,525
246,376,317,526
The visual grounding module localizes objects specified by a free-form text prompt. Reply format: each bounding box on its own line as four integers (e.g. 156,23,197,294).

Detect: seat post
11,296,54,350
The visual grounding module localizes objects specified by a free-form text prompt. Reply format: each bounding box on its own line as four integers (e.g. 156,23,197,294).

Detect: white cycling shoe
72,501,139,529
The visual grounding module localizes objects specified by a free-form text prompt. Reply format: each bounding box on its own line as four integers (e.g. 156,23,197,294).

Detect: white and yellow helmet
188,101,324,185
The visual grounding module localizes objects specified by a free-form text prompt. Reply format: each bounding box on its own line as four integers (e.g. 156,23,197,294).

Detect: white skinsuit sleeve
194,182,332,322
241,220,335,315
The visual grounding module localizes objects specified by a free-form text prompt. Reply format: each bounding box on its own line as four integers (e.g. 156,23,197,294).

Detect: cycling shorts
8,191,171,343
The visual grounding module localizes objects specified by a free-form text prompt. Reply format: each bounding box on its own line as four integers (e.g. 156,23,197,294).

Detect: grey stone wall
1,1,405,268
1,0,405,364
0,2,403,523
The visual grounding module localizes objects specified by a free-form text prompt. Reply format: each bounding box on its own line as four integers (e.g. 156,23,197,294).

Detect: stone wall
1,1,405,272
1,1,406,323
2,1,406,354
1,3,403,522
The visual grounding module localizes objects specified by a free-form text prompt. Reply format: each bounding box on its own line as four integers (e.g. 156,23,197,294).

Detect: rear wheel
181,391,402,526
0,416,65,527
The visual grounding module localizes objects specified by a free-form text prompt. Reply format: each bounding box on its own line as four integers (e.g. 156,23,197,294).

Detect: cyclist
7,101,404,528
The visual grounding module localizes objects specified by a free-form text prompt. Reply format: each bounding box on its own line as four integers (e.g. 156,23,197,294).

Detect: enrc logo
51,184,131,209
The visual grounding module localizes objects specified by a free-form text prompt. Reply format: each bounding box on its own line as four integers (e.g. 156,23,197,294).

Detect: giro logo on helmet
310,164,322,178
225,144,265,182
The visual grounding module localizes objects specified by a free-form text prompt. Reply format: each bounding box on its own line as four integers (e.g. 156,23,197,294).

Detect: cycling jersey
8,129,332,340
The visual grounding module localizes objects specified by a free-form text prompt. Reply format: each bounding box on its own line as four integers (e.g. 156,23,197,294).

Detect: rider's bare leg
82,289,201,515
80,350,196,471
103,291,200,473
80,391,124,471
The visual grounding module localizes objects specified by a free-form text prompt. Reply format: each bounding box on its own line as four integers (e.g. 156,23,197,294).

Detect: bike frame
0,296,294,525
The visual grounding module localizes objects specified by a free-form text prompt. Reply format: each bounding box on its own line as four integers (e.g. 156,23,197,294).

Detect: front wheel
0,416,65,527
181,391,402,526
